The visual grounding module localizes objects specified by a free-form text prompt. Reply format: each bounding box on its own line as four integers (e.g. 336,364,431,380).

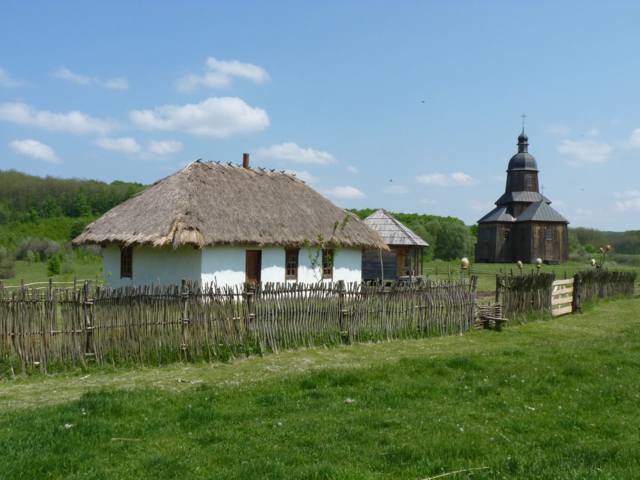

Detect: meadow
1,295,639,479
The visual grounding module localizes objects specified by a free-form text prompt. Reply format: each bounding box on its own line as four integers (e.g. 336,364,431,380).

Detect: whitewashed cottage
74,156,387,288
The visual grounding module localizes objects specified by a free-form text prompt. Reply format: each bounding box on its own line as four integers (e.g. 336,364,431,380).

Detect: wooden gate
551,278,573,316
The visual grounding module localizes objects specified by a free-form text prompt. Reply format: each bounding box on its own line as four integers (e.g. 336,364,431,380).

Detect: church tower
475,129,569,264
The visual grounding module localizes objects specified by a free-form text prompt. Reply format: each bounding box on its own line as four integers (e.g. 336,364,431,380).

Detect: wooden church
475,130,569,264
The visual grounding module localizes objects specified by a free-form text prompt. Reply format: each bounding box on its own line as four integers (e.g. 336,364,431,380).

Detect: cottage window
120,245,133,279
322,249,334,280
546,230,553,241
285,249,299,280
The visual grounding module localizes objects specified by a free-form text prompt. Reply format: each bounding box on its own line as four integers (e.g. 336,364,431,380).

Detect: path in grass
1,297,639,479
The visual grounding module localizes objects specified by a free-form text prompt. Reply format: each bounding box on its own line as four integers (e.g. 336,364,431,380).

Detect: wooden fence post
337,280,347,342
181,279,190,352
83,280,94,358
572,273,581,314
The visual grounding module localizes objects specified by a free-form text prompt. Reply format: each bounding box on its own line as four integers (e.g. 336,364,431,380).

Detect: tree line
0,169,146,250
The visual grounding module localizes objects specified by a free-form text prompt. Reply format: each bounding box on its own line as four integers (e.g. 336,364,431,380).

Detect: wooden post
337,280,347,342
84,280,94,358
572,273,581,314
496,273,502,311
181,279,190,353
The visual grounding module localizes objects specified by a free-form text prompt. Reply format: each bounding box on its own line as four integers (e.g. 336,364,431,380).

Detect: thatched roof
74,160,388,250
363,209,429,247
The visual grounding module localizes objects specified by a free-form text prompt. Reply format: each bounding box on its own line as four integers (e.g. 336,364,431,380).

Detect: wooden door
246,250,262,284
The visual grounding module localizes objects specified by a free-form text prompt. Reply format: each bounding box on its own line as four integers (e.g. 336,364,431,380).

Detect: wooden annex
475,130,569,264
361,209,429,281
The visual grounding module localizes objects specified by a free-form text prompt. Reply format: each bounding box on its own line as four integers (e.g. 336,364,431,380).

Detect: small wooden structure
361,209,429,281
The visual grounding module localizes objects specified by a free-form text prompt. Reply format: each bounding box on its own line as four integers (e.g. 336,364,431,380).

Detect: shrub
47,255,61,276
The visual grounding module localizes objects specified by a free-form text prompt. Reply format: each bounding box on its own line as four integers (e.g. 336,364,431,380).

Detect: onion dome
507,129,538,172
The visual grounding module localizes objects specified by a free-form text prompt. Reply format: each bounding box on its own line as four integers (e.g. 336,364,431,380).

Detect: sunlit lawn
1,296,639,479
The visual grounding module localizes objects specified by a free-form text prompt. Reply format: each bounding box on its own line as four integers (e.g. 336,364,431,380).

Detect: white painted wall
103,244,202,288
103,244,363,288
200,245,363,287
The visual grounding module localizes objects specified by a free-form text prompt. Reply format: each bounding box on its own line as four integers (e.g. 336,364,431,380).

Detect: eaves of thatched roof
74,160,388,250
363,209,429,247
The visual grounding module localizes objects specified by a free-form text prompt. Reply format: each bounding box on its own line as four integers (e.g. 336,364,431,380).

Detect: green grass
2,259,103,287
1,296,639,479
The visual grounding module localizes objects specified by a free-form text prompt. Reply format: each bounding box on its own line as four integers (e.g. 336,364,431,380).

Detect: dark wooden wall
475,222,568,264
362,249,397,281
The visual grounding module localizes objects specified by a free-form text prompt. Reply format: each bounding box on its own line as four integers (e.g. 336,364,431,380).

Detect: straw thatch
74,160,388,250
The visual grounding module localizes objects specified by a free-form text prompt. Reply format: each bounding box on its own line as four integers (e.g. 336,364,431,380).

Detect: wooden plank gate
551,278,574,316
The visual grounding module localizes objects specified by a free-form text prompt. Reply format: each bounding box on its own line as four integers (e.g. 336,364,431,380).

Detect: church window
527,176,533,187
546,231,553,241
504,230,510,240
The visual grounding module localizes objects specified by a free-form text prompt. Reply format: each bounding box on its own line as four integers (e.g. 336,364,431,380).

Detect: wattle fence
1,278,478,375
500,270,637,319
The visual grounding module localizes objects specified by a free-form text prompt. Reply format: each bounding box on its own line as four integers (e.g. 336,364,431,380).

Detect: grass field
2,259,104,287
1,295,639,479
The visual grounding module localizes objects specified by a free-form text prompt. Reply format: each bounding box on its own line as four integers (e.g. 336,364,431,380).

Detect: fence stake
572,273,581,314
181,279,190,354
84,280,94,358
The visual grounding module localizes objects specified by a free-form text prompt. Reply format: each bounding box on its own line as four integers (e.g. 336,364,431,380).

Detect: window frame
504,229,510,240
285,249,299,281
321,249,334,280
120,245,133,279
546,230,553,241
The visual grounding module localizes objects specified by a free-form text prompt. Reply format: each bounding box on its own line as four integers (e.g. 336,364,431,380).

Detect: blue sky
1,1,639,231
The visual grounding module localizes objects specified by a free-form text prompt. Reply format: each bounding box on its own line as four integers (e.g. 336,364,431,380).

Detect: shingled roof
363,209,429,247
74,160,388,250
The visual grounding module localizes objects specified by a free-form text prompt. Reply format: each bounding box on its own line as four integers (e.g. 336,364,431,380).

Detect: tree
433,223,471,261
26,250,35,265
47,255,61,276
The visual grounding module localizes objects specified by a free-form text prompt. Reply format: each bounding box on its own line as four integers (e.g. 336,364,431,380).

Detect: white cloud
10,139,60,163
321,186,366,199
287,170,316,183
176,57,269,92
544,124,572,136
613,190,640,199
346,166,359,174
93,137,141,154
614,191,640,212
490,174,505,182
420,198,437,205
626,128,640,149
416,172,479,186
557,139,612,163
254,143,337,165
0,102,115,135
0,68,27,87
551,199,567,208
470,200,494,212
130,97,269,137
383,185,409,194
586,128,600,137
147,140,183,155
53,67,129,90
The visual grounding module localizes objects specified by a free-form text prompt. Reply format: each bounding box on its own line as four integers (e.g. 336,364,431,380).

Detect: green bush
47,255,61,276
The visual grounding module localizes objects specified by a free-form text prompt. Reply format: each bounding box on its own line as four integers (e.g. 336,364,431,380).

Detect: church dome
507,130,538,172
507,152,538,172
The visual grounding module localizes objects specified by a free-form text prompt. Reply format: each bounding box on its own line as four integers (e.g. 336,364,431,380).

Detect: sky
1,1,639,231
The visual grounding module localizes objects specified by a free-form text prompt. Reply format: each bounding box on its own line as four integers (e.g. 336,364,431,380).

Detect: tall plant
303,216,350,281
